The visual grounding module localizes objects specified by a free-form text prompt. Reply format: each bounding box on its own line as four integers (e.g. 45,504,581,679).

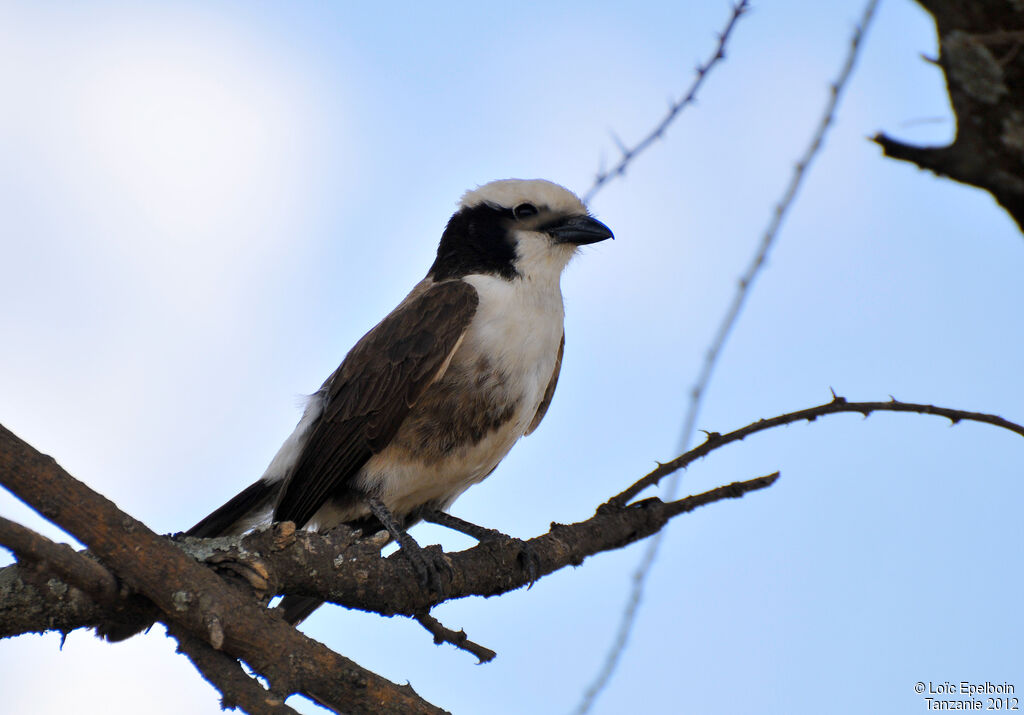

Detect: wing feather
273,280,479,527
526,331,563,435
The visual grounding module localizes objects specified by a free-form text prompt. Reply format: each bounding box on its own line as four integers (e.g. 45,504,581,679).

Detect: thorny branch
612,394,1024,508
575,2,882,712
583,0,750,203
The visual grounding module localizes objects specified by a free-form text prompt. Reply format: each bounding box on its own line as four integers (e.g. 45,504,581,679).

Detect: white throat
512,230,576,286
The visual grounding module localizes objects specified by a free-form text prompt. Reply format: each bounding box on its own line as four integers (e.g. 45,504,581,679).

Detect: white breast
354,272,565,517
461,271,565,412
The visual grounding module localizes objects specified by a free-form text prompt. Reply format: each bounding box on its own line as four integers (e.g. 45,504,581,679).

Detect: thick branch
0,423,446,715
0,470,778,638
0,519,291,712
873,0,1024,232
169,623,301,715
0,515,118,604
0,559,106,637
220,473,780,617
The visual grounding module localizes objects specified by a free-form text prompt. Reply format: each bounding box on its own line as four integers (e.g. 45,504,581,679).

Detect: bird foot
421,508,540,586
367,498,451,593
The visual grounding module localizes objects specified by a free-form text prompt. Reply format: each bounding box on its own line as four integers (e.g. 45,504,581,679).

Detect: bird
100,178,612,637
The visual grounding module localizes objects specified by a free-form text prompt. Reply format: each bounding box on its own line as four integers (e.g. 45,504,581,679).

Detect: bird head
429,179,613,283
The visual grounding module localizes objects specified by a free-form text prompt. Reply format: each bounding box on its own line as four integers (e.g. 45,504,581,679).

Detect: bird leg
420,508,540,585
366,497,450,593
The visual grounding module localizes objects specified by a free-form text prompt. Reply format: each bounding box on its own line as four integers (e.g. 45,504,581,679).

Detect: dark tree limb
0,423,446,715
0,466,778,638
0,517,294,713
168,623,301,715
0,515,118,605
873,0,1024,232
0,557,107,637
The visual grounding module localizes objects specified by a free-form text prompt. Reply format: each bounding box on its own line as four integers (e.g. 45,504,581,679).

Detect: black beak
545,215,614,245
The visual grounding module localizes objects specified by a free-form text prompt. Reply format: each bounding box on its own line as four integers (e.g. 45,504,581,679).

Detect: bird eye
513,203,539,220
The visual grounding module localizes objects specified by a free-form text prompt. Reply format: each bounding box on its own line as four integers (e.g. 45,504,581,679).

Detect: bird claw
420,508,539,586
403,542,452,594
367,497,451,594
515,539,541,587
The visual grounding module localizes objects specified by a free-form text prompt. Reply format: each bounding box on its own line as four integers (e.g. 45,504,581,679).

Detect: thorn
948,417,961,426
59,630,68,650
888,394,898,403
829,387,846,403
610,130,628,156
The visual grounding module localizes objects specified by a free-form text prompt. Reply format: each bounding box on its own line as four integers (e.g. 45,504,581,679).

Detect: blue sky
1,1,1021,713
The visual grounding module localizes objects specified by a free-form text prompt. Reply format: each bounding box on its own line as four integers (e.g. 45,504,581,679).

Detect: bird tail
185,478,277,538
189,479,326,624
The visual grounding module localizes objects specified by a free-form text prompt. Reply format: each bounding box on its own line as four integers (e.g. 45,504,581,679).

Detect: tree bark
874,0,1024,232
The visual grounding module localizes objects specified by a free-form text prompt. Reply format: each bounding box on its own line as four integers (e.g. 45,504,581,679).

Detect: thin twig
414,611,497,664
573,4,883,710
583,1,750,204
612,394,1024,507
661,472,780,517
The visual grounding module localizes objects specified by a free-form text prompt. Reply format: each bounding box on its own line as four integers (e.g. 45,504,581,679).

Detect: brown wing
273,280,478,527
526,331,563,435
